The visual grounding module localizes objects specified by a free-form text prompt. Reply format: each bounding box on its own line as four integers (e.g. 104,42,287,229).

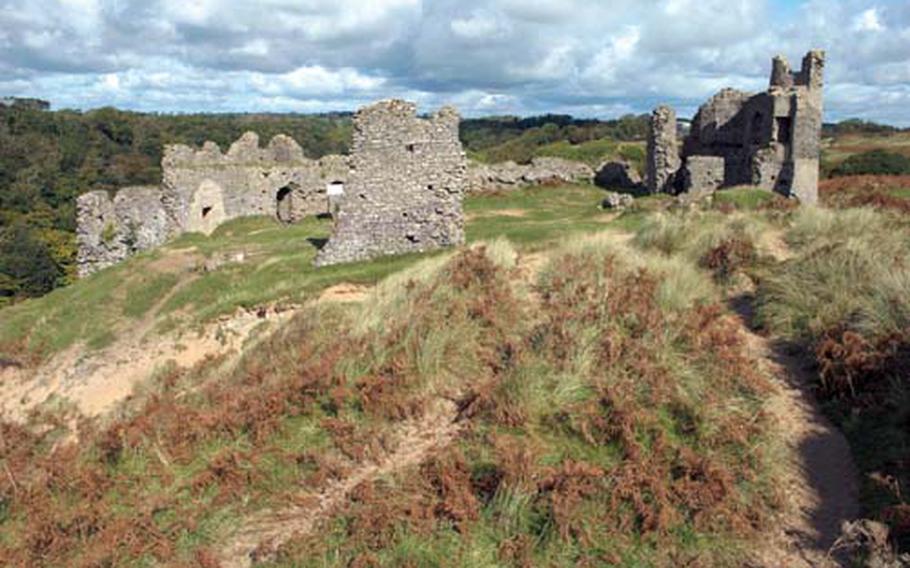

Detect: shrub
831,150,910,177
633,211,769,282
700,238,757,283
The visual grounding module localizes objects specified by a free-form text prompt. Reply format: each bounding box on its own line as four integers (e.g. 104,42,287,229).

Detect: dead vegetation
0,239,787,566
757,206,910,555
820,175,910,213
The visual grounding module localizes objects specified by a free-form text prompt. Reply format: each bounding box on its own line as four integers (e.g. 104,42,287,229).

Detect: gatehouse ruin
647,50,825,203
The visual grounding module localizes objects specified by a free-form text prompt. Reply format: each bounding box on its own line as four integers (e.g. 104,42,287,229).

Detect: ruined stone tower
647,50,825,203
314,100,467,266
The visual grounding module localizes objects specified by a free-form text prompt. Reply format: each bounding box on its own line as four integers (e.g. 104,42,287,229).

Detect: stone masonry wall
466,156,594,193
682,156,725,194
646,106,680,194
315,100,466,266
76,133,350,276
647,50,824,203
162,133,349,233
76,186,173,276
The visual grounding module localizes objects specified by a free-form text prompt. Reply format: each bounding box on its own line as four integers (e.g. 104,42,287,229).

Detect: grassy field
0,184,620,362
0,228,785,566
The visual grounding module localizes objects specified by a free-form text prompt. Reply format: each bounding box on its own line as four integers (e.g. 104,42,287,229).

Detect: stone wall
682,156,725,194
315,100,466,266
76,187,173,276
162,133,349,234
77,133,350,275
466,157,594,193
647,50,824,203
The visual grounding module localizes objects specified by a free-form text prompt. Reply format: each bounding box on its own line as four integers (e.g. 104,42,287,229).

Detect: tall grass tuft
757,206,910,550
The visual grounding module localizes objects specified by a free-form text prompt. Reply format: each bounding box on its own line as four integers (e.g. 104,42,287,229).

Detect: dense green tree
0,223,64,299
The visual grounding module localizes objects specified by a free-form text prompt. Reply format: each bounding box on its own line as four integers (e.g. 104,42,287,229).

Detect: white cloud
853,7,884,32
0,0,907,125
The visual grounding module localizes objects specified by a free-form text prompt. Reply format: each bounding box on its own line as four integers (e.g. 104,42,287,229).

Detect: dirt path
731,296,859,567
218,399,462,568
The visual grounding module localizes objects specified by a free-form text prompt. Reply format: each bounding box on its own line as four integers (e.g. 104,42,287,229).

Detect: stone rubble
466,157,594,193
595,160,643,192
601,191,635,210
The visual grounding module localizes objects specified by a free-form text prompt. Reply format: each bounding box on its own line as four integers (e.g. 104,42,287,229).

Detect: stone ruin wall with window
646,50,825,204
76,134,349,276
314,100,467,266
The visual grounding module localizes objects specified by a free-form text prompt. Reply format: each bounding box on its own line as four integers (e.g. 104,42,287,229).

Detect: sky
0,0,908,125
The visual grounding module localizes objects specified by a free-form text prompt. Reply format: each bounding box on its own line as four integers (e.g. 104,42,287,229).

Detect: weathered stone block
601,191,635,210
595,160,642,191
76,186,173,276
683,156,725,194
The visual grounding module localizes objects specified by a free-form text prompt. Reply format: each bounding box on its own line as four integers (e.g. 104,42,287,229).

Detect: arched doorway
326,181,345,218
276,185,295,223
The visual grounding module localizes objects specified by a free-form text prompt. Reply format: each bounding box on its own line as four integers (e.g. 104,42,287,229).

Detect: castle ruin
76,133,349,276
77,99,469,275
647,50,825,203
314,100,467,266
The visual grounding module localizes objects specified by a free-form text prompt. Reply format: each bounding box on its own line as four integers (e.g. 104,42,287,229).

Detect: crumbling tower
646,106,680,194
646,50,825,204
314,100,467,266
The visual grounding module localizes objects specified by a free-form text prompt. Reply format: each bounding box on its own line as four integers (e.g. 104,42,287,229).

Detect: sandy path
731,297,859,567
218,400,462,568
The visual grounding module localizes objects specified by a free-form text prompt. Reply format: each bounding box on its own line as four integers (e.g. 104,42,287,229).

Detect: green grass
712,187,779,210
123,272,180,319
756,206,910,551
534,139,646,172
0,192,798,565
0,184,628,362
465,184,615,247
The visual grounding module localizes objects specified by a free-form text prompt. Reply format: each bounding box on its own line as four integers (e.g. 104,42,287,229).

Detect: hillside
2,178,910,565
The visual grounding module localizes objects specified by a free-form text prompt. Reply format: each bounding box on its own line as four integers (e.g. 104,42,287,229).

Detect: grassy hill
2,178,910,565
